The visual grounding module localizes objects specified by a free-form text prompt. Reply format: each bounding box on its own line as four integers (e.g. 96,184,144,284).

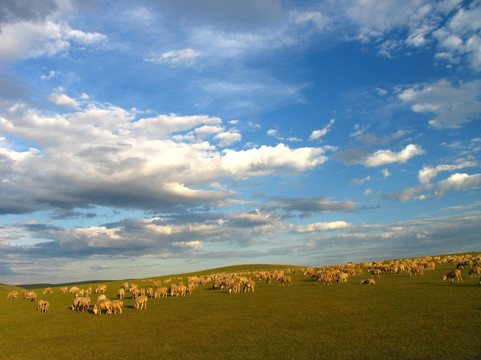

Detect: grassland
1,254,480,360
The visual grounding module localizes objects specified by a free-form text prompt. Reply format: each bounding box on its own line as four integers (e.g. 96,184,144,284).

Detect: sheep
110,300,123,314
360,279,376,285
228,281,241,294
59,287,68,294
467,267,481,278
154,287,168,298
95,284,107,293
369,268,382,277
93,298,112,315
131,288,140,299
134,295,148,310
69,286,80,295
146,287,154,298
243,280,256,293
278,276,292,287
7,291,18,299
117,288,125,300
71,296,90,311
78,297,91,312
122,282,130,291
42,287,52,295
337,272,349,283
26,291,37,302
37,299,50,313
443,269,463,283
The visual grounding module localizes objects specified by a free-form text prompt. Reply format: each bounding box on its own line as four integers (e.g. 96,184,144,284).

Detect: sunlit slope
1,253,479,360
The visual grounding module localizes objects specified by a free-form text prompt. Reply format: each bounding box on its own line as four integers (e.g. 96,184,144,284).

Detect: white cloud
294,221,350,233
214,131,242,147
381,168,391,178
145,48,202,67
435,173,481,198
398,79,481,129
309,119,335,141
47,93,79,108
418,162,478,184
221,144,327,179
0,20,105,61
172,241,203,248
363,144,424,167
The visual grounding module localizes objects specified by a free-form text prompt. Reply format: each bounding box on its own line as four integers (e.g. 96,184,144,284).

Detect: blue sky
0,0,480,284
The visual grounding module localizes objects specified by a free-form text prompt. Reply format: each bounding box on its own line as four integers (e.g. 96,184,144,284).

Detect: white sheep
134,295,148,310
93,298,112,315
37,299,50,313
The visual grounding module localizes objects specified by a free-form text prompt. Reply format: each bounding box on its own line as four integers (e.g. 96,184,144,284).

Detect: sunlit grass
0,255,480,359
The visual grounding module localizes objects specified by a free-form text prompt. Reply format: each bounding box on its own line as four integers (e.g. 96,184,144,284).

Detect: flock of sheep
6,253,480,315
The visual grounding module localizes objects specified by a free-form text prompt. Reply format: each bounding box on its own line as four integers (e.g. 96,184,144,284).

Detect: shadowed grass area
1,256,480,359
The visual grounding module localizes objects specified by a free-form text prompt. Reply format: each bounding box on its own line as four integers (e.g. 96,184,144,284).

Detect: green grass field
1,254,480,360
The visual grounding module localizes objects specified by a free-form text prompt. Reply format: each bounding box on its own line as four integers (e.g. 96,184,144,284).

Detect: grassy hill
0,253,480,359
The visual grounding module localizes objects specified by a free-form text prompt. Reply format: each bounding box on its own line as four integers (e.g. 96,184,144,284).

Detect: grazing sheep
154,287,168,298
408,266,425,276
111,300,123,314
337,272,349,283
95,284,107,293
42,287,52,295
122,282,130,291
467,267,481,278
37,299,50,313
228,282,241,294
369,268,382,277
361,279,376,285
26,291,37,302
93,298,112,315
131,288,140,299
79,297,91,312
18,289,28,298
71,296,90,311
7,291,18,299
278,276,292,287
146,287,154,298
456,260,473,269
59,287,68,294
443,269,463,283
117,288,125,300
69,286,80,294
134,295,148,310
243,280,256,293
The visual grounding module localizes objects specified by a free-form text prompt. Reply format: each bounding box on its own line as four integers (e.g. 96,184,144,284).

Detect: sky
0,0,480,284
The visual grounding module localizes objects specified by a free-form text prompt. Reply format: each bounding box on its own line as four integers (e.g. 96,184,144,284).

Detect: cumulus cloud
398,79,481,129
418,161,478,184
0,101,329,214
435,173,481,198
47,93,78,108
0,20,105,61
363,144,424,167
221,144,327,179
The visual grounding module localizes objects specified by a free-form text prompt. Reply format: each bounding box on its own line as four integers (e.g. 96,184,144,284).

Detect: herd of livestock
6,253,481,315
